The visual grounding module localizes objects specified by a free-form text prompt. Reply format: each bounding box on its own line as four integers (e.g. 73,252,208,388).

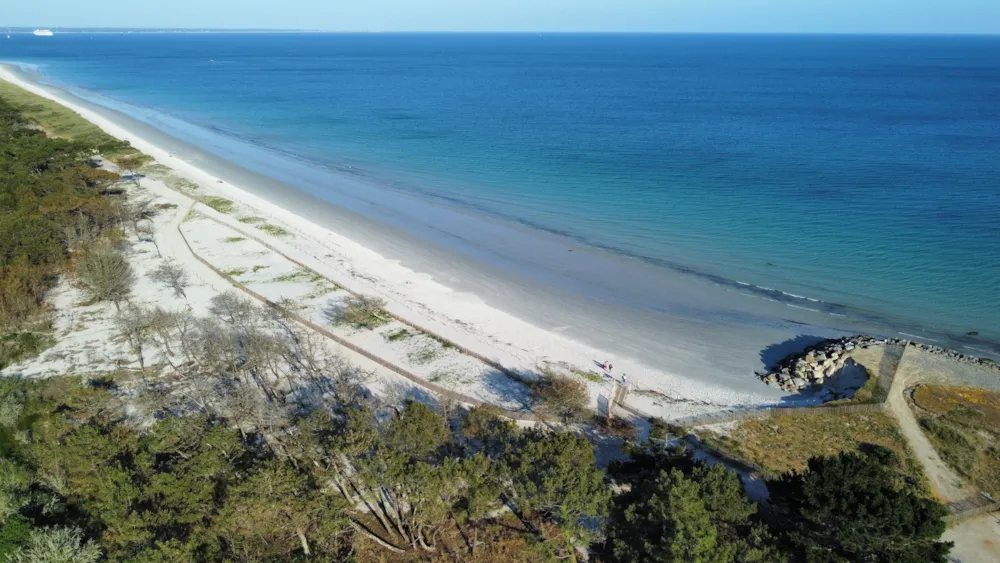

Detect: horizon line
3,27,1000,36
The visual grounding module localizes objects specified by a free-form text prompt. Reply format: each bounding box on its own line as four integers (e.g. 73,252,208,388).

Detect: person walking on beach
621,374,628,386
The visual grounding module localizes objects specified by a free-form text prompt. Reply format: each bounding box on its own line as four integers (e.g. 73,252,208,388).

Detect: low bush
329,295,390,330
533,373,589,423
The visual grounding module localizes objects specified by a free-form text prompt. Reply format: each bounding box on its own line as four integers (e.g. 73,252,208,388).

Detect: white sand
0,66,783,419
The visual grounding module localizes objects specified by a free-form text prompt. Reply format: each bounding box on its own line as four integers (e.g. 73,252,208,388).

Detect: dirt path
884,348,969,502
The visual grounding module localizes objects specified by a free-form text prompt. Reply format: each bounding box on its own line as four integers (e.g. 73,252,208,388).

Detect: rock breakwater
756,335,1000,394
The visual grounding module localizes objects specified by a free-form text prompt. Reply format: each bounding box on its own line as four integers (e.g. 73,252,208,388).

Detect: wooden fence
945,494,1000,525
176,209,539,421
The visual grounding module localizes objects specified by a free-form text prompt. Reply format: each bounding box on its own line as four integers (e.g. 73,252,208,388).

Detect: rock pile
755,334,1000,393
755,335,884,393
905,340,1000,371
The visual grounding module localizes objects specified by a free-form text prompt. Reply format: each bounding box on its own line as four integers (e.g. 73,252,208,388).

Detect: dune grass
199,196,235,214
223,236,245,243
256,224,291,237
707,410,930,495
913,385,1000,497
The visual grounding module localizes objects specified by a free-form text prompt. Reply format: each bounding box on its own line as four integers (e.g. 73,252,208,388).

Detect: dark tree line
0,375,953,563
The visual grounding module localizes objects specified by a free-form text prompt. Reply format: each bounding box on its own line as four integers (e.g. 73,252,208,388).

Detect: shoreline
4,62,996,414
0,63,793,414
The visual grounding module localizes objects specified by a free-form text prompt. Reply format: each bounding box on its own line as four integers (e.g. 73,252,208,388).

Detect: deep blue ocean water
3,33,999,345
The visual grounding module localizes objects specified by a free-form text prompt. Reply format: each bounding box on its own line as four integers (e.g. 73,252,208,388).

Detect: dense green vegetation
0,377,607,561
769,448,951,563
0,94,130,368
0,375,956,563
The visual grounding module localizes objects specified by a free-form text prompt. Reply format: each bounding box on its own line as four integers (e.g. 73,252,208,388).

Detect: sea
2,33,999,380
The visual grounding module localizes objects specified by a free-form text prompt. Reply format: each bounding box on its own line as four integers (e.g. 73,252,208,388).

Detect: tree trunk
350,520,405,553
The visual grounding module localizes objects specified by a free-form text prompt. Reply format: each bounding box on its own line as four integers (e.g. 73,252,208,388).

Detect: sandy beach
0,63,807,418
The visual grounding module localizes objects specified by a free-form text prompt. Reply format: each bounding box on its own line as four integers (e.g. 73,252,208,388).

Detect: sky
5,0,1000,34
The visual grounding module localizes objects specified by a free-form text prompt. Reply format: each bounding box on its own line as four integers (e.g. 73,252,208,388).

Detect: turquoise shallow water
2,33,999,351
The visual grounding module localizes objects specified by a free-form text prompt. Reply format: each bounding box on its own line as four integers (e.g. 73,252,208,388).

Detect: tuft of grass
222,236,245,243
224,268,247,277
167,176,199,192
384,328,413,342
272,269,313,284
153,202,178,210
257,224,291,237
252,265,269,273
572,368,604,383
238,216,265,224
199,196,235,214
329,295,390,330
408,342,441,366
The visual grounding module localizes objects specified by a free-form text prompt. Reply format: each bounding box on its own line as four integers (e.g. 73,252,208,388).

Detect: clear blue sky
6,0,999,33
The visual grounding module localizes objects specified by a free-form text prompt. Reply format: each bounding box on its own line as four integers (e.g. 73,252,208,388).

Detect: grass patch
572,368,604,383
428,369,465,384
238,216,265,224
257,224,291,237
199,196,235,214
648,417,687,441
272,269,313,283
384,328,413,342
424,332,457,350
166,176,199,192
252,265,269,273
0,80,136,158
303,285,337,300
142,163,172,177
0,331,56,371
153,203,178,210
408,342,441,366
329,295,390,330
913,385,1000,497
224,268,247,277
708,410,930,495
222,236,245,243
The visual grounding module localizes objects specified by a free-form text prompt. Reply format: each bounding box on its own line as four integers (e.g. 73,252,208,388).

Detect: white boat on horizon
32,29,54,37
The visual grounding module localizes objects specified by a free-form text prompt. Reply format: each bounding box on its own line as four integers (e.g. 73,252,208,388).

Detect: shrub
534,373,589,423
329,295,390,330
75,241,134,308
